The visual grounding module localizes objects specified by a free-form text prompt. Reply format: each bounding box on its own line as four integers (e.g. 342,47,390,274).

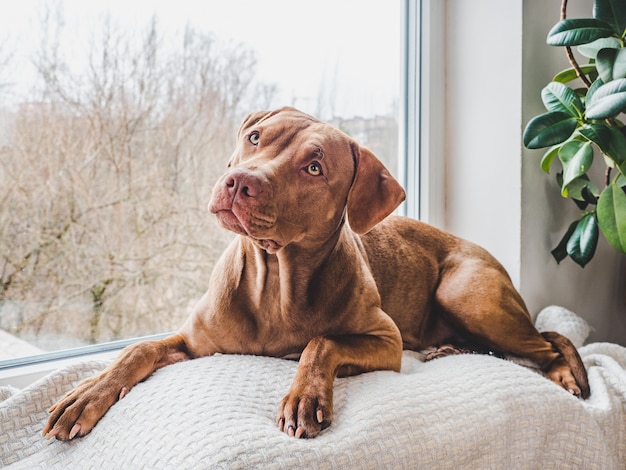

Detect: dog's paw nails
119,387,129,400
287,425,296,437
316,409,324,424
295,426,306,439
43,427,58,440
69,423,81,440
568,386,582,397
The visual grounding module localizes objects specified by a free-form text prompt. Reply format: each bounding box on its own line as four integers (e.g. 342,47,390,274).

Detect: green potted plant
523,0,626,267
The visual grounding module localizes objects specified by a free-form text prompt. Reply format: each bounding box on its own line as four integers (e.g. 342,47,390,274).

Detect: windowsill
0,349,117,390
0,333,171,390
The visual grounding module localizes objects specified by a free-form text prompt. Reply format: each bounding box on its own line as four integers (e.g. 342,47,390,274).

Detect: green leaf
596,48,626,82
547,19,616,47
573,198,590,211
553,64,598,83
541,82,584,116
566,175,600,202
582,185,600,205
577,37,622,58
597,183,626,253
566,213,599,267
580,122,626,166
585,78,626,119
523,112,579,149
607,125,626,166
551,220,580,263
585,77,605,105
579,122,612,149
541,145,561,173
594,0,626,35
558,141,594,194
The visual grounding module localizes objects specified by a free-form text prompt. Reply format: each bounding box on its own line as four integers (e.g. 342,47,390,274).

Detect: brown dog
44,107,589,441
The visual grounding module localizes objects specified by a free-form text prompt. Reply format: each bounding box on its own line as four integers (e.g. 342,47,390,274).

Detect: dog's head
208,107,405,253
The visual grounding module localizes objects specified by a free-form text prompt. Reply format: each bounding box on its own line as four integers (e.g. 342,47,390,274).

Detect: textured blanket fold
1,306,625,469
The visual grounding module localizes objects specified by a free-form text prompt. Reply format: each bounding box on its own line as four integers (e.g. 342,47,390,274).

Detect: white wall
444,0,523,288
443,0,626,344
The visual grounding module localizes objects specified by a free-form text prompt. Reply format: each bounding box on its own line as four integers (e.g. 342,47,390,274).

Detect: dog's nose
225,169,263,198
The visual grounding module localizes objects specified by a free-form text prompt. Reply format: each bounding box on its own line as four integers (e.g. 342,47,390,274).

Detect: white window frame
400,0,444,227
0,0,444,388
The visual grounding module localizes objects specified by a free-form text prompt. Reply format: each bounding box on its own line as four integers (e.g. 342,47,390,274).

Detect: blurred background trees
0,6,399,352
0,14,259,348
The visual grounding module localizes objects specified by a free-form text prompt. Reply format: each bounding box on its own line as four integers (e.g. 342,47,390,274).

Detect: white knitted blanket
1,306,625,469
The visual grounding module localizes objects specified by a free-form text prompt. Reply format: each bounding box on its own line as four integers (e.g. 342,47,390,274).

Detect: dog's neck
242,224,356,317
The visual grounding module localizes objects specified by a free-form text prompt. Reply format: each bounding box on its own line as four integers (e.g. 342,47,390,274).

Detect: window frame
399,0,444,227
0,0,443,387
0,335,169,389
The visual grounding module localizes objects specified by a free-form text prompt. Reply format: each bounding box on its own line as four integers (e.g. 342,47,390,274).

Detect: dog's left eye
249,131,260,145
306,162,322,176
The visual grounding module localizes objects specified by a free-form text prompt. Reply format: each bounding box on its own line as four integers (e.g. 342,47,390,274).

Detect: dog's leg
277,328,402,439
435,261,589,398
43,334,190,440
424,344,492,361
539,331,590,398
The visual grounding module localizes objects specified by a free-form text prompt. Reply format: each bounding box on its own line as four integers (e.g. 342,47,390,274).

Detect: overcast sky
0,0,401,119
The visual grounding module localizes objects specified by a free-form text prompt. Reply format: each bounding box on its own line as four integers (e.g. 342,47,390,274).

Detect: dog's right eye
306,162,323,177
248,131,260,145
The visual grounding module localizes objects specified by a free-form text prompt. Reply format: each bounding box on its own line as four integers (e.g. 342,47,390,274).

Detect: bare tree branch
0,14,258,348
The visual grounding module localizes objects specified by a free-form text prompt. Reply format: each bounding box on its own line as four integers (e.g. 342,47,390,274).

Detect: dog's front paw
43,373,127,441
276,383,333,439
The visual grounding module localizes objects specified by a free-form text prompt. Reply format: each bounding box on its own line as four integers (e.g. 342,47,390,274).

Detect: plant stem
561,0,593,88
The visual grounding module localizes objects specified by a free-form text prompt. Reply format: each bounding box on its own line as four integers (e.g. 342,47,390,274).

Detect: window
0,0,413,366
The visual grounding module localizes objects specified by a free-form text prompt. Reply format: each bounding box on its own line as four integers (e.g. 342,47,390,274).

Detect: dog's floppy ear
347,143,406,234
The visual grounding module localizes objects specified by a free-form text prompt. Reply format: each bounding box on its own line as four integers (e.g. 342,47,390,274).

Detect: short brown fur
44,108,589,441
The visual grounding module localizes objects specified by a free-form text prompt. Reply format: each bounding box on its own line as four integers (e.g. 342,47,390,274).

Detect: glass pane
0,0,401,359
